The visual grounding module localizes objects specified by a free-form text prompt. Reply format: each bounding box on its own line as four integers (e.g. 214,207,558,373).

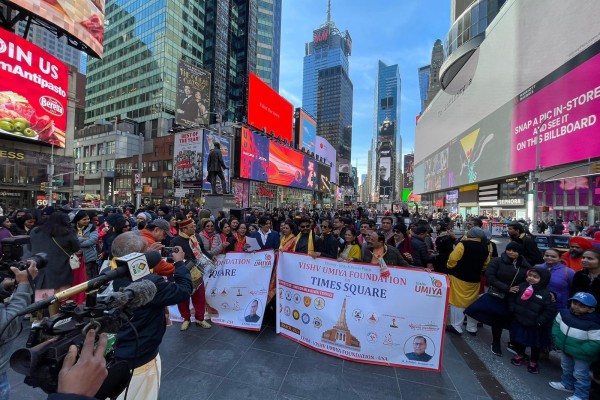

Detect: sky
279,0,451,178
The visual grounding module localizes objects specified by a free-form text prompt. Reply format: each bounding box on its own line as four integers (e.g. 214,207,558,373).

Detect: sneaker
548,382,574,392
445,325,462,336
527,362,539,374
196,320,212,329
491,343,502,357
180,320,190,331
510,356,525,366
506,342,518,355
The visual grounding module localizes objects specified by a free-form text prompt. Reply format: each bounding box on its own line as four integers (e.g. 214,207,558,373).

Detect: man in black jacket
411,226,435,267
111,232,192,399
207,142,228,194
507,222,543,266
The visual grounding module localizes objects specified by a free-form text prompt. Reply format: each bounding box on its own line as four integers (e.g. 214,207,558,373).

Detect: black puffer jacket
485,252,531,296
509,267,555,327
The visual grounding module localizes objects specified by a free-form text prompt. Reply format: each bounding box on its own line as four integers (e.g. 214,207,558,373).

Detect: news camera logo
414,277,443,297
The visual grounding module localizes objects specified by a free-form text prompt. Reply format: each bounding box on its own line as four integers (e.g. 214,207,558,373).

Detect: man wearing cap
139,220,175,276
133,213,150,231
170,219,212,330
562,236,593,272
550,292,600,400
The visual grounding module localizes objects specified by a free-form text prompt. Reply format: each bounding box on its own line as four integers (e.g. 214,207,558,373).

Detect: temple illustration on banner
321,298,361,350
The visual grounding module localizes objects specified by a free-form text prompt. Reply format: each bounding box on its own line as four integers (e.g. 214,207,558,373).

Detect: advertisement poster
173,130,203,185
379,119,395,138
247,72,293,143
276,252,448,371
511,47,600,174
317,163,331,193
202,132,231,191
490,223,509,237
9,0,105,58
203,250,275,331
316,136,337,183
403,154,414,189
379,156,392,198
268,141,315,190
0,28,68,148
298,109,317,154
231,179,249,208
175,60,211,127
240,127,269,181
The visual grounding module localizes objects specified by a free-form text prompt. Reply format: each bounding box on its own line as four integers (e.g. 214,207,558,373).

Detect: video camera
9,277,157,398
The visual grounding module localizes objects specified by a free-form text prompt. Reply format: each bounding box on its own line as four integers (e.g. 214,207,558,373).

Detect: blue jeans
561,353,591,399
0,371,9,400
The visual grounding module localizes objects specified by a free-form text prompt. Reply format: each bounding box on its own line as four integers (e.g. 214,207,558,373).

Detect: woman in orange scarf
279,221,297,252
233,223,250,252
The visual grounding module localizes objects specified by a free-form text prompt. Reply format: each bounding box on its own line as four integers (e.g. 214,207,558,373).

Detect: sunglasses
300,225,310,228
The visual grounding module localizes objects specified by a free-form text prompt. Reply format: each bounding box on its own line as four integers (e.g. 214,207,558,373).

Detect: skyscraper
16,22,82,71
256,0,282,91
418,65,430,112
374,61,401,201
424,39,443,109
302,2,353,180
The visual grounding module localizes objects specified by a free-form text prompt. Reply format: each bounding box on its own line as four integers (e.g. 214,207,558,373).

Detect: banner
175,60,211,127
203,250,275,331
173,130,203,185
276,252,449,371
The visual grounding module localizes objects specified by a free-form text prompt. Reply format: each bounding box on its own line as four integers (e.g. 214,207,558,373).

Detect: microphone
105,279,157,309
19,251,163,316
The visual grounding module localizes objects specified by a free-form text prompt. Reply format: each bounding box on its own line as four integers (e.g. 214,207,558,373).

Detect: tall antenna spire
327,0,331,25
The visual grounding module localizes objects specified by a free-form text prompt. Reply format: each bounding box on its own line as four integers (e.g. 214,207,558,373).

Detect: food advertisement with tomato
0,28,68,148
8,0,105,58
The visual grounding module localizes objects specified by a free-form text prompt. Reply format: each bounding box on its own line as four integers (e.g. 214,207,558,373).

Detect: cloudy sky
279,0,450,177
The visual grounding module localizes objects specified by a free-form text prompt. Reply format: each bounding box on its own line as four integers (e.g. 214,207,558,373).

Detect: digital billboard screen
175,60,211,127
403,154,414,189
240,127,269,182
0,29,68,148
317,163,331,193
297,109,317,154
8,0,105,58
247,72,294,143
315,135,337,183
379,156,392,198
268,141,315,190
379,119,395,139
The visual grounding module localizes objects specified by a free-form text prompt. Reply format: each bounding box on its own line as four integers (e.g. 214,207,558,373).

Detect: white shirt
259,229,271,245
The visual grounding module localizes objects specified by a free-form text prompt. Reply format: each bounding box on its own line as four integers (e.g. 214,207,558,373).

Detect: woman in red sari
279,221,297,252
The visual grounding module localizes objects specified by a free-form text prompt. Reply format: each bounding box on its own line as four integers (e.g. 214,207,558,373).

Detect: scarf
202,230,215,250
280,233,296,252
294,230,314,255
180,231,202,260
234,232,246,252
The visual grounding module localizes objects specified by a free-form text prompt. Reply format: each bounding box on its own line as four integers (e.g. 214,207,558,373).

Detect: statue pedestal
204,194,236,217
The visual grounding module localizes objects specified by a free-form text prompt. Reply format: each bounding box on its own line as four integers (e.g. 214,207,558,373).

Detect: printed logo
40,96,64,116
353,309,363,322
414,276,443,297
292,309,300,320
313,317,322,329
367,331,378,343
293,293,301,304
303,296,312,307
314,297,325,310
284,306,291,317
301,313,310,324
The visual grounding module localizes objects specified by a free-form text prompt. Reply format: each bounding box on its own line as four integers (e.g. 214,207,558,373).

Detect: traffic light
40,182,46,192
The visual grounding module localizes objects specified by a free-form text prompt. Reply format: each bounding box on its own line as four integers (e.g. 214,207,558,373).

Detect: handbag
53,237,81,270
487,267,519,300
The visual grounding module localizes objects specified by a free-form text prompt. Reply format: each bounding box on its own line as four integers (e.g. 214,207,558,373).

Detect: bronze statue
206,142,229,194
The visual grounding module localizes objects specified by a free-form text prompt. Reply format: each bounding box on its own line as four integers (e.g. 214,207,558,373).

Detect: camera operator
0,261,38,399
110,231,191,400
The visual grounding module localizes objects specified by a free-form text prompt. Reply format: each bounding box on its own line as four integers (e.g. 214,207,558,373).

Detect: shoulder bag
53,237,80,270
487,267,519,300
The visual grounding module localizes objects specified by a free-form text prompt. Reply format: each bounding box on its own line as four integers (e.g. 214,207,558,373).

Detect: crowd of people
0,203,599,399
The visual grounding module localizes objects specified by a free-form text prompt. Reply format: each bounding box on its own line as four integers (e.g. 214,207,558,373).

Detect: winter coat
535,262,574,311
411,235,434,267
199,230,223,256
553,308,600,362
28,227,80,290
485,253,531,297
509,267,555,328
77,223,98,263
570,269,600,311
207,148,227,172
511,234,544,266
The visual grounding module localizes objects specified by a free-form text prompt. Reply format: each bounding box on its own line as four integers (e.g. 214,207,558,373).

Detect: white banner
276,252,449,371
203,250,275,331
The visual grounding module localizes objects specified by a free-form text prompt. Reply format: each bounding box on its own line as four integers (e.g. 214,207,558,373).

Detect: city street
9,237,584,400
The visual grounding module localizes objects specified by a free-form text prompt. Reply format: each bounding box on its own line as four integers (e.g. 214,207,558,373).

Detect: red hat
569,236,593,250
178,218,195,229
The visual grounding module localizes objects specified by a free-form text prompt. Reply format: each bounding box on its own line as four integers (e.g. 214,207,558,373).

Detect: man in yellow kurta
446,227,491,335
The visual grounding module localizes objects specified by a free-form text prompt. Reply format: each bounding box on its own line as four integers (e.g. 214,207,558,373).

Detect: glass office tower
256,0,282,91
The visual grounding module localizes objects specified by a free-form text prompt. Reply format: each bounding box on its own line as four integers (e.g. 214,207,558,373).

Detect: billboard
202,132,231,191
317,163,331,193
8,0,105,58
379,119,395,138
297,109,317,154
379,156,392,198
511,43,600,174
267,141,315,190
173,130,204,185
247,72,293,143
239,127,269,181
315,136,337,183
175,60,211,127
403,154,414,189
0,29,68,148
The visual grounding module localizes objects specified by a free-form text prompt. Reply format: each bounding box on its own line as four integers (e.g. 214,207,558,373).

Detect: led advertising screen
8,0,105,58
0,29,68,148
511,44,600,174
315,135,337,183
379,119,395,138
403,154,414,189
379,156,392,198
240,127,269,181
297,109,316,154
175,60,211,127
202,132,231,191
247,72,294,143
317,163,331,193
268,141,315,190
173,130,203,185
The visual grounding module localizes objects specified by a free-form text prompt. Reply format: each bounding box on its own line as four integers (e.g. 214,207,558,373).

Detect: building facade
424,40,443,110
418,65,430,113
16,22,82,71
256,0,282,91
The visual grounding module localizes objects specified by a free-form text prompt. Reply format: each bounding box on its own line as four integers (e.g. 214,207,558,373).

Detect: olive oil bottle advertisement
0,28,68,148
